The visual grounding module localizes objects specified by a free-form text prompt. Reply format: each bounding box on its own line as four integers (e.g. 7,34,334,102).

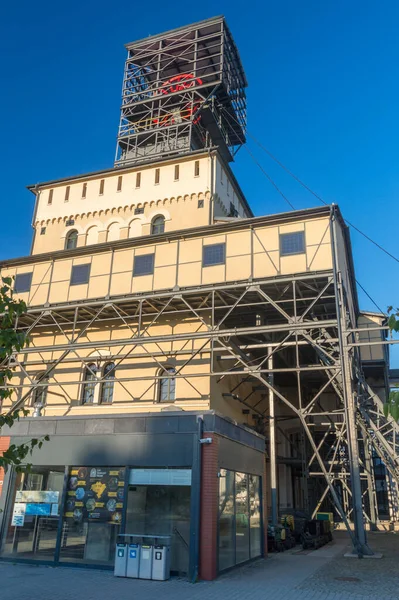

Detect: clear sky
1,1,398,365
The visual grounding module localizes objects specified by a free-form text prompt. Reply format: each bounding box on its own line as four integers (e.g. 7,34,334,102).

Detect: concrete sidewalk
0,532,396,600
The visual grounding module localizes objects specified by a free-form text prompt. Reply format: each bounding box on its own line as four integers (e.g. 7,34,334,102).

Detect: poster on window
11,503,26,527
64,466,125,525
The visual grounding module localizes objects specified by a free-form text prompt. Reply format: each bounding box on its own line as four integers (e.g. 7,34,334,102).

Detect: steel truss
115,16,247,166
1,270,396,554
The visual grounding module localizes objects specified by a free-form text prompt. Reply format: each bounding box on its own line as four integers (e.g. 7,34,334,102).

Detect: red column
199,432,219,580
0,436,10,498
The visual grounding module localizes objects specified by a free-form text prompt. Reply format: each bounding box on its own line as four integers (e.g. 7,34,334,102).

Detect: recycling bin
114,542,128,577
151,544,171,581
126,542,141,578
139,544,153,579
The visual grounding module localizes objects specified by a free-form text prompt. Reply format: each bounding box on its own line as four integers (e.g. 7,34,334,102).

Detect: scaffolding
115,16,247,166
2,207,398,556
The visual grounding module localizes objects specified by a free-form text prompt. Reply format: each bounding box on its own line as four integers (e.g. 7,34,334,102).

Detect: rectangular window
64,186,70,202
203,243,226,267
155,168,160,185
133,253,155,277
134,206,144,215
280,231,305,256
70,264,91,286
48,189,53,205
40,227,46,235
14,272,33,293
198,199,204,208
136,172,141,188
117,175,123,192
82,183,87,198
66,218,75,227
174,165,179,181
194,160,200,177
99,179,105,195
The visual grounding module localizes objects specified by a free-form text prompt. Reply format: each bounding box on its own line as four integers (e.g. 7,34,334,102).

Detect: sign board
11,503,26,527
129,468,192,486
16,490,59,503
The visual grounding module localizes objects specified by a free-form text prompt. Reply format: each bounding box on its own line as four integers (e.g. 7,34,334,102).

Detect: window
32,374,49,407
154,168,160,184
203,243,226,267
99,179,105,195
100,363,115,404
194,160,200,177
134,206,144,215
82,183,87,199
81,363,97,404
70,263,91,286
48,189,53,205
174,165,179,181
14,272,33,293
280,231,305,256
151,215,165,235
117,175,123,192
40,227,46,235
66,218,75,227
133,253,154,277
158,367,176,402
198,199,204,208
65,230,78,250
64,186,70,202
136,172,141,188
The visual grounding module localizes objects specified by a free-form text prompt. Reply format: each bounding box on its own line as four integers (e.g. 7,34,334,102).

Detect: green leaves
0,276,49,470
387,306,399,334
383,390,399,422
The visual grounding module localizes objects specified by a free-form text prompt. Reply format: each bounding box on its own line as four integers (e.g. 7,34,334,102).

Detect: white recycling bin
126,542,141,578
114,542,128,577
139,544,153,579
151,544,171,581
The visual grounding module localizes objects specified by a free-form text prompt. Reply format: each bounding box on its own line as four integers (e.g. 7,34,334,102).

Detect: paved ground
1,531,398,600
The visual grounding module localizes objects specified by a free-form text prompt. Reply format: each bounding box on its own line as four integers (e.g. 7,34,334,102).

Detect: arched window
65,230,78,250
32,374,48,407
151,215,165,235
158,367,176,403
81,363,97,404
100,362,115,404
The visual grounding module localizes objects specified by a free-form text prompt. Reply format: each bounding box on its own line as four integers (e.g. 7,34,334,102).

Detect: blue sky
1,1,398,365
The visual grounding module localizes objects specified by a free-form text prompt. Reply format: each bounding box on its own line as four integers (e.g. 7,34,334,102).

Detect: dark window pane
194,160,200,177
235,472,249,563
203,243,225,267
100,363,115,404
81,364,97,404
280,231,305,256
134,206,144,215
82,183,87,198
65,230,78,249
48,189,53,205
117,176,123,191
70,264,91,286
174,165,179,180
40,227,46,235
133,254,154,276
136,172,141,188
249,474,261,558
198,199,204,208
151,216,165,235
99,179,104,195
155,168,160,184
64,186,70,202
219,469,235,570
14,272,33,293
159,367,176,402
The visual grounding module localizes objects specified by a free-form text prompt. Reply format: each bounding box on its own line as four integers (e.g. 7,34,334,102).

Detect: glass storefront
1,467,64,560
1,465,191,574
218,469,262,571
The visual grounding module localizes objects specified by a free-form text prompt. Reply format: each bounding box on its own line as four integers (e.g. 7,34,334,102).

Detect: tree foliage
0,276,48,471
383,307,399,421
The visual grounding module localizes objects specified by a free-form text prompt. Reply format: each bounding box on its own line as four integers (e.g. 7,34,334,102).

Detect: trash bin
151,544,171,581
126,542,141,578
139,544,153,579
114,541,128,577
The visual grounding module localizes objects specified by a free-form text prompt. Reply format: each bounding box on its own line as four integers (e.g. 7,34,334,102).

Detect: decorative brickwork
199,432,219,580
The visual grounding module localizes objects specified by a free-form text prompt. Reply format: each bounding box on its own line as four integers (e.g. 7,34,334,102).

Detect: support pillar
268,347,278,527
199,432,219,580
361,428,378,531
